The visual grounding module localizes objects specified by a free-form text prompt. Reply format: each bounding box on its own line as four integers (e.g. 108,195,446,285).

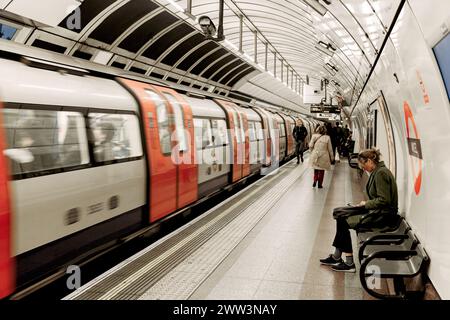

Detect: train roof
240,107,262,122
0,58,138,112
183,95,226,119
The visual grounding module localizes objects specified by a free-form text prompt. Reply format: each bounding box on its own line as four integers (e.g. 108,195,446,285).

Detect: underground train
0,50,319,298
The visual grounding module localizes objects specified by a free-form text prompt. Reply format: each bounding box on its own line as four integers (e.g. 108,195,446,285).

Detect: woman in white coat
309,125,334,188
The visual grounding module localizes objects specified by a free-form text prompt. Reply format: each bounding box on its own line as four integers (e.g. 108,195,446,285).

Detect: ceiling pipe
218,0,224,40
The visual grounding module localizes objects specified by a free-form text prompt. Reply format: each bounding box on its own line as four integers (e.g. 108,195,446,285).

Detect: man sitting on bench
320,148,400,272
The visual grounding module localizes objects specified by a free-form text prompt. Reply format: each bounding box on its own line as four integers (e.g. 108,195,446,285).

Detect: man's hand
358,201,366,207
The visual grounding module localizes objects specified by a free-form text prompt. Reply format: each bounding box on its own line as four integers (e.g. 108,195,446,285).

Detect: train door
288,115,297,157
120,79,177,222
152,86,197,209
215,100,244,183
253,107,271,167
258,109,279,167
271,116,280,165
276,114,288,160
0,102,13,299
236,106,250,177
286,116,295,157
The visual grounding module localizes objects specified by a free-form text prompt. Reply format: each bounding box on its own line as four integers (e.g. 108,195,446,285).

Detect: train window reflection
211,119,228,146
145,90,171,155
248,122,256,141
254,122,263,140
194,118,212,149
2,108,89,175
279,123,286,137
233,112,241,143
88,113,142,162
162,93,188,152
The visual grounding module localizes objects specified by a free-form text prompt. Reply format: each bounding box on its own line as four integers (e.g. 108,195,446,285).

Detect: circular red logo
403,101,422,195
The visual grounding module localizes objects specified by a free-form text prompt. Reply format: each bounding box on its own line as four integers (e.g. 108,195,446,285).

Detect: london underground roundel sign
403,101,423,195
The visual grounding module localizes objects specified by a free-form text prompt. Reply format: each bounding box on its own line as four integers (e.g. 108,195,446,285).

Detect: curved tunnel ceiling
185,0,402,105
1,0,403,110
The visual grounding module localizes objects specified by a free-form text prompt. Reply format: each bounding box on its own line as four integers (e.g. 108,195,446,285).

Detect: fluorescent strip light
324,64,336,76
303,0,328,16
315,42,336,56
21,56,88,76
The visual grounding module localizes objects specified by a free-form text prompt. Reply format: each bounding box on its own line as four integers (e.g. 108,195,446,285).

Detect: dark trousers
313,169,325,186
296,141,305,162
332,218,353,253
331,142,337,158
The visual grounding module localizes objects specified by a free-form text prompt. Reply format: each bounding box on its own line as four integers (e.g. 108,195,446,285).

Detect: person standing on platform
293,120,308,164
309,125,333,188
325,122,337,163
319,149,400,272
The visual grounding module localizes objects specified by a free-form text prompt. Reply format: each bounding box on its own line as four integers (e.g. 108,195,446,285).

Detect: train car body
0,49,303,297
0,58,147,287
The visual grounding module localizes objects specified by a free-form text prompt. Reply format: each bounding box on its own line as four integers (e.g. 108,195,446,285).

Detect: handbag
332,205,367,219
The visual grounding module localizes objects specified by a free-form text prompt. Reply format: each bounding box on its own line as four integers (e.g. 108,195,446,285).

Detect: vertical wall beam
273,52,277,77
239,15,243,53
286,66,289,86
254,31,258,64
186,0,192,14
291,70,294,88
265,42,268,71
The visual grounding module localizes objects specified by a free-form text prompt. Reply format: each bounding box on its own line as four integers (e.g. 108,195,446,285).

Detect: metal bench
346,152,430,299
359,239,429,300
357,216,410,243
348,152,360,169
358,228,418,262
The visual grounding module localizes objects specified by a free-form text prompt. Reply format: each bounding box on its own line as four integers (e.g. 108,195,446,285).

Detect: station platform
64,157,373,300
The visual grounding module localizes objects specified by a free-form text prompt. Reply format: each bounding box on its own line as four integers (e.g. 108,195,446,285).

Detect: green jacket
347,162,398,229
364,162,398,213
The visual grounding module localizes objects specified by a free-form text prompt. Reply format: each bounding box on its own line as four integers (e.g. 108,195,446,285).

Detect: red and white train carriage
0,48,315,298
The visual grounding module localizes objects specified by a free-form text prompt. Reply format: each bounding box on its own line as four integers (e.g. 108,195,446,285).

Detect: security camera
198,16,217,38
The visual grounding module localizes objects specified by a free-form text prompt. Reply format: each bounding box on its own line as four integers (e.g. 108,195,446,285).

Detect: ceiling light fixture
326,63,339,72
302,0,328,16
315,40,337,56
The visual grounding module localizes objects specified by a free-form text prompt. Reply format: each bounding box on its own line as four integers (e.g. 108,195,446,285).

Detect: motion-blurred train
0,45,319,298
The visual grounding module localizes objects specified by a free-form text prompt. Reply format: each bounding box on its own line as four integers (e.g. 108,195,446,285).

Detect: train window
248,122,256,141
232,112,242,144
255,122,263,140
2,108,89,176
194,118,212,149
0,23,17,40
146,90,172,155
88,113,143,162
162,93,188,152
239,116,245,143
211,119,229,146
279,123,286,137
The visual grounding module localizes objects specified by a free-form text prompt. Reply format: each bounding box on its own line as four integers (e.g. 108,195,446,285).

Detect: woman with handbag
319,148,399,272
309,125,334,188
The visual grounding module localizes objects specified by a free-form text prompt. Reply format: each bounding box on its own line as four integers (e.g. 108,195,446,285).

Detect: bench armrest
358,234,409,261
359,250,420,300
348,153,360,169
